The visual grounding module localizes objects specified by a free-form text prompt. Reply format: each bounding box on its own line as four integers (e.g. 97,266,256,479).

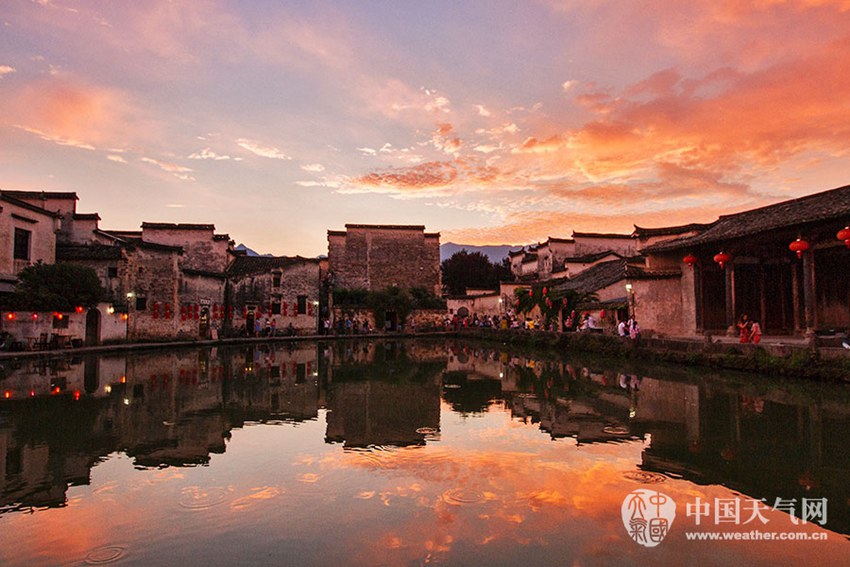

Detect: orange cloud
5,77,145,151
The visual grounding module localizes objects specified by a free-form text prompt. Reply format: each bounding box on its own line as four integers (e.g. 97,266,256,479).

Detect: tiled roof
227,255,320,277
142,222,215,231
551,260,629,297
572,231,634,239
564,250,622,264
56,244,123,261
182,267,226,279
645,184,850,253
1,190,78,201
73,213,101,221
0,191,61,218
632,223,713,238
343,224,426,230
551,259,679,297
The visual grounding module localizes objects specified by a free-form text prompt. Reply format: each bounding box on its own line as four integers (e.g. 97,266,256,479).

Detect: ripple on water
622,470,668,484
84,545,127,565
178,486,228,510
442,487,486,506
602,425,631,435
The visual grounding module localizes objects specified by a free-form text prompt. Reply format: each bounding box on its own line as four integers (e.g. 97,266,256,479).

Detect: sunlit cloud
141,157,195,181
14,125,96,150
300,163,325,172
106,154,127,163
189,148,242,161
0,65,15,77
236,138,292,160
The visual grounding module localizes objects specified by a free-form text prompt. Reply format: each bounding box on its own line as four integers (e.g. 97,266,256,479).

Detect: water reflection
0,339,849,564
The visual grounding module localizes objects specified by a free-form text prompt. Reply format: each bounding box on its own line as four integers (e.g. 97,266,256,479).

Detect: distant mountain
234,243,273,257
440,242,524,263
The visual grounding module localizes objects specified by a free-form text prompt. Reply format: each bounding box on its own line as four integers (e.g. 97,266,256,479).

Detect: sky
2,0,850,257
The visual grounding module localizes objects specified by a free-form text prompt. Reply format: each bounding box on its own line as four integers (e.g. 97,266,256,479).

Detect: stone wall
141,224,230,273
0,199,56,276
328,225,441,296
124,247,181,340
230,260,321,336
633,276,684,337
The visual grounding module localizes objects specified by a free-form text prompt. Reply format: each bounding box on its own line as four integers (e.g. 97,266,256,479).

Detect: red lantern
682,254,697,268
713,251,731,269
528,289,533,297
542,287,548,296
788,237,809,259
837,226,850,248
75,306,84,314
153,302,159,319
181,305,187,320
165,303,172,319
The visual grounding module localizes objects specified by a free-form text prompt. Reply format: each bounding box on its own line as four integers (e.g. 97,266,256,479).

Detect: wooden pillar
694,263,703,333
802,250,815,336
725,262,736,336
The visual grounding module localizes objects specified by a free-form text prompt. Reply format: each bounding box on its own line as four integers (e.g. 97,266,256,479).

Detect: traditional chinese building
640,184,850,337
227,255,323,336
327,224,441,296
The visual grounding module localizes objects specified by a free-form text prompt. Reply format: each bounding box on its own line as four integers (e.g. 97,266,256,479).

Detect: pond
0,339,849,566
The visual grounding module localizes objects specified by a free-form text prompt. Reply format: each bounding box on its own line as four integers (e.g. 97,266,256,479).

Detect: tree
4,262,104,311
441,250,510,295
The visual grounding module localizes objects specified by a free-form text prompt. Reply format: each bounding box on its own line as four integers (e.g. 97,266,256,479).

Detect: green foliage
513,285,599,323
3,262,104,311
332,287,370,306
367,286,414,328
441,250,511,295
409,287,447,309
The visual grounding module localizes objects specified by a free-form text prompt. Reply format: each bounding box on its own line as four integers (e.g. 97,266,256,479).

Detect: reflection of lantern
788,237,809,259
713,251,731,269
600,309,606,318
683,254,697,268
837,226,850,248
542,287,548,296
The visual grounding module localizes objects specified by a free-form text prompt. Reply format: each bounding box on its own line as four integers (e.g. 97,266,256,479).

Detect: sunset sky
2,1,849,256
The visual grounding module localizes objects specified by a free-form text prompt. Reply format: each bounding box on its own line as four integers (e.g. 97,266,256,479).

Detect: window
272,273,281,288
107,266,119,278
297,295,307,315
135,297,147,311
271,302,281,315
13,228,30,260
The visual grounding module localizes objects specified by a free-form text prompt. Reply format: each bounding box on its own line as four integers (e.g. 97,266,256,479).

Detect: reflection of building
325,342,443,447
634,376,850,536
325,381,441,447
0,343,322,511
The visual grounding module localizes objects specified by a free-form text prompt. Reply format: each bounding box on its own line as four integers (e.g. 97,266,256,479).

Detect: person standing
737,314,751,343
750,319,762,344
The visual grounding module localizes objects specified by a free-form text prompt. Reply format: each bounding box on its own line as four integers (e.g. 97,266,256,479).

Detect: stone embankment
459,328,850,382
